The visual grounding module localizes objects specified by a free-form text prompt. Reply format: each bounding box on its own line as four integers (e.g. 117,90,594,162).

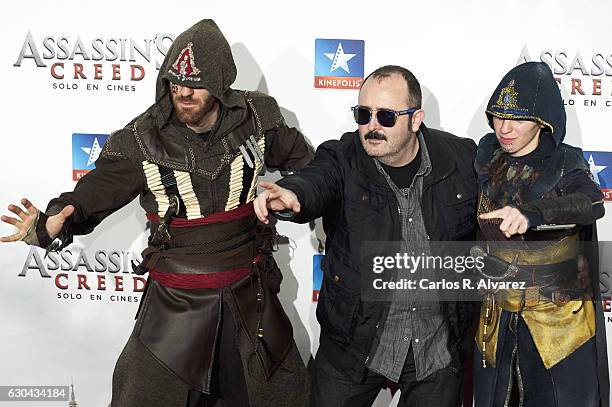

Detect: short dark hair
362,65,422,109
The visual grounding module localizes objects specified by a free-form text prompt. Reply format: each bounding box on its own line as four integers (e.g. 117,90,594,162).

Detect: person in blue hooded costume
472,61,609,407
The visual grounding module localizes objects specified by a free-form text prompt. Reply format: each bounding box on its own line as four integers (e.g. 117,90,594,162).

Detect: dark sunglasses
351,105,418,128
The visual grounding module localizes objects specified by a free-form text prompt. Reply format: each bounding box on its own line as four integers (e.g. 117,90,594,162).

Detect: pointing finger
259,181,277,191
479,208,505,220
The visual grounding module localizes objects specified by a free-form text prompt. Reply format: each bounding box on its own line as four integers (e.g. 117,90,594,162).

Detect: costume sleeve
519,169,605,227
247,91,315,172
276,140,343,223
36,132,144,249
264,125,315,172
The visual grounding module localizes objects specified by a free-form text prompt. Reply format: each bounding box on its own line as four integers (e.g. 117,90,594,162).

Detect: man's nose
500,120,512,134
178,85,193,97
367,111,381,132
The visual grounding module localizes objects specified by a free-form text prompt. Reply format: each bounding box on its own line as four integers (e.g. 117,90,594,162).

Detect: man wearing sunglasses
254,65,478,406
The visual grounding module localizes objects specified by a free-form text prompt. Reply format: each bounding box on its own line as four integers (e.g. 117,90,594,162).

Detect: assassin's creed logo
518,45,612,109
170,42,201,81
13,31,175,93
20,246,146,303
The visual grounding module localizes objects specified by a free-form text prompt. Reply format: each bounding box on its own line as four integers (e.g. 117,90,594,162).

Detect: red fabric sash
149,255,262,289
146,202,254,228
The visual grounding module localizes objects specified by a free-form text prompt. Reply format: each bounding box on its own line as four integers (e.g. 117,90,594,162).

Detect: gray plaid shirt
366,131,451,382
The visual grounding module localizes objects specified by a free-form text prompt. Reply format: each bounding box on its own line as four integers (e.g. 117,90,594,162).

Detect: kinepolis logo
518,45,612,108
312,254,323,302
583,151,611,201
72,133,109,181
20,246,146,303
13,31,174,93
314,38,365,90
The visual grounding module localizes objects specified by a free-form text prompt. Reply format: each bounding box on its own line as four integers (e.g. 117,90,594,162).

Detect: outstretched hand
253,182,301,224
0,198,74,243
479,205,529,238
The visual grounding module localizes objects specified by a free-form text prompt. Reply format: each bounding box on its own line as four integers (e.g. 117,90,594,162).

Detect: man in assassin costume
0,19,313,407
473,61,609,407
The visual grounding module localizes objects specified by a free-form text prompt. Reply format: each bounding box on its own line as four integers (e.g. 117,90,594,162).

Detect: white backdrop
1,1,611,405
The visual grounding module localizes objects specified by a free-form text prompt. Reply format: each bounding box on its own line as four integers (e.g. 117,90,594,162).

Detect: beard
172,92,217,127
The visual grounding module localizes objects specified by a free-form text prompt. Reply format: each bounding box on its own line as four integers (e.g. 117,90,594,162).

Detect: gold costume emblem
496,79,519,109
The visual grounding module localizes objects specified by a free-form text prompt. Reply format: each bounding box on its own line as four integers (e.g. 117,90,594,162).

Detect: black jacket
278,125,478,380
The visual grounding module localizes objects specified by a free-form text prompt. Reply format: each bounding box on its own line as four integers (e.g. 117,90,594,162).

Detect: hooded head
155,19,238,125
486,61,566,147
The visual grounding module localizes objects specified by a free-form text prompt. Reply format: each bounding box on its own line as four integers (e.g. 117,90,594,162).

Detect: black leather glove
519,193,594,226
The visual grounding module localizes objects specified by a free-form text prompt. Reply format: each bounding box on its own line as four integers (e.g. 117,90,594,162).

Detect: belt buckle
524,286,540,307
552,291,571,306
